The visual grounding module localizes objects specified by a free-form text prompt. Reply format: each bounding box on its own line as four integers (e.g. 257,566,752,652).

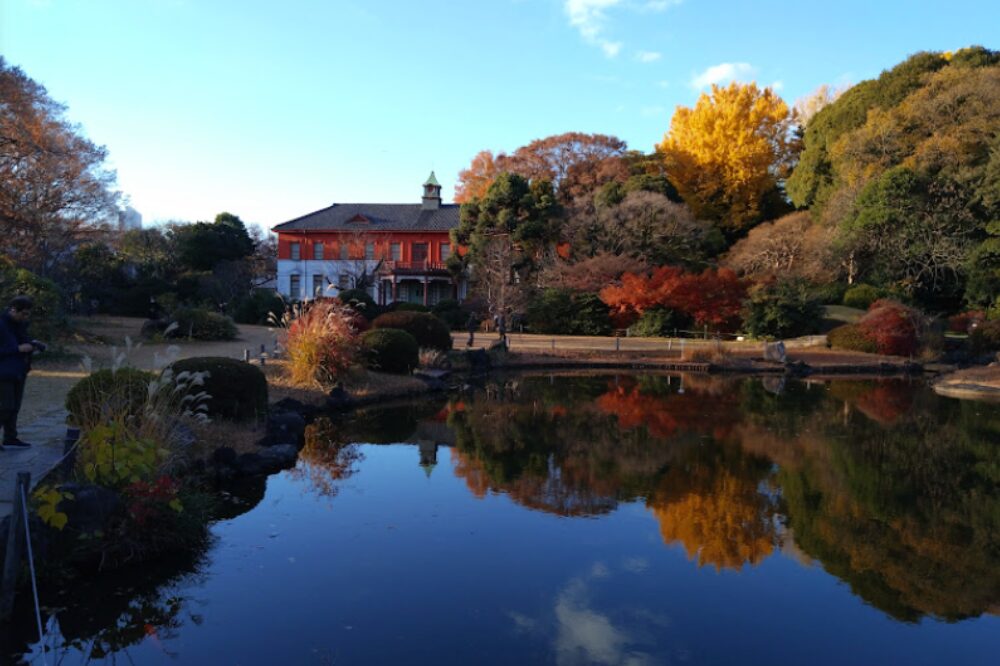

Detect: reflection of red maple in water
594,379,738,440
852,382,915,425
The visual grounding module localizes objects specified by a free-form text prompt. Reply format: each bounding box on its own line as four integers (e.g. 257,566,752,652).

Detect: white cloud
635,50,662,63
564,0,678,58
565,0,625,57
770,80,784,91
690,62,757,89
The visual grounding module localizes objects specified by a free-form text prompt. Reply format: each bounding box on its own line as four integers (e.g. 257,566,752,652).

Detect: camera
30,340,48,353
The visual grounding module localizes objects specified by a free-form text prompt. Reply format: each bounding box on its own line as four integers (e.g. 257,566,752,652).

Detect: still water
7,373,1000,665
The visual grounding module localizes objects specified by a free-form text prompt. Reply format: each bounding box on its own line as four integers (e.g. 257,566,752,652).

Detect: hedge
842,284,882,310
371,311,452,351
827,324,878,354
169,307,238,341
170,357,268,422
360,329,419,374
66,368,156,424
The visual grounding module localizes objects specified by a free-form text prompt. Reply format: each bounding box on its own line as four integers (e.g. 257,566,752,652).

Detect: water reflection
9,373,999,663
441,374,1000,620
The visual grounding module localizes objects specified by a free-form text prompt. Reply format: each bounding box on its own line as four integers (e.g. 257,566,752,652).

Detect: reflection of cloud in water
555,579,653,665
622,557,649,573
510,563,668,665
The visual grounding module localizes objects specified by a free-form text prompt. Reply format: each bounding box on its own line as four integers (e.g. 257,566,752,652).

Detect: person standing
466,312,478,347
0,296,38,450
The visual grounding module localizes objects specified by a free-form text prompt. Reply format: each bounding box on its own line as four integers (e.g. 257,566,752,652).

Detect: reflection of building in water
418,440,439,477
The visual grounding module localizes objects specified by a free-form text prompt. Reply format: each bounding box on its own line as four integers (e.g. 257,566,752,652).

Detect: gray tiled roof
273,203,460,233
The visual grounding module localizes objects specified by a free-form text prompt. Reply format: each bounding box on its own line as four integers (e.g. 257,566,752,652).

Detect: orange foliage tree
599,266,746,331
455,132,631,204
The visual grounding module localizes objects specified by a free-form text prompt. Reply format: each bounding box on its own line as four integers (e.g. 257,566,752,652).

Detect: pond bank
933,364,1000,402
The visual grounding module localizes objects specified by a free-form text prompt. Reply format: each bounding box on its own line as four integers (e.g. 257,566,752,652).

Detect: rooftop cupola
422,171,442,210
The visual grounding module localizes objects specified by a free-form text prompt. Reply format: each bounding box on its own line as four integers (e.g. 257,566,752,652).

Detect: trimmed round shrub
627,307,687,338
809,282,847,305
970,320,1000,353
170,357,268,422
858,299,923,357
827,324,878,354
372,311,452,351
337,289,377,318
360,329,418,374
947,310,985,334
234,290,285,325
66,368,156,424
170,307,238,340
843,284,882,310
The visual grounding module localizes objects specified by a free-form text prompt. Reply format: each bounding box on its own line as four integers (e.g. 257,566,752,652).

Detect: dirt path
22,316,282,425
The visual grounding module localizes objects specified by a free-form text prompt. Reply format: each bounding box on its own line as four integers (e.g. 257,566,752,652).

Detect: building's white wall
276,259,380,300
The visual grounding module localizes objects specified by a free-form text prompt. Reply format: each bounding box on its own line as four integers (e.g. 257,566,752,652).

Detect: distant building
272,172,467,305
118,206,142,231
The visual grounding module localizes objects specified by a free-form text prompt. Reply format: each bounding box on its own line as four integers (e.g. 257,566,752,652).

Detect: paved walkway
0,407,68,522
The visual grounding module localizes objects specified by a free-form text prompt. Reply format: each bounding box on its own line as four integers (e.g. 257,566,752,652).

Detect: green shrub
843,284,882,310
170,357,268,422
827,324,878,353
372,311,452,351
169,307,238,340
432,299,466,330
360,328,419,374
233,291,284,325
742,279,824,339
525,289,612,336
809,282,848,305
970,320,1000,353
627,307,687,337
337,289,377,318
66,368,156,424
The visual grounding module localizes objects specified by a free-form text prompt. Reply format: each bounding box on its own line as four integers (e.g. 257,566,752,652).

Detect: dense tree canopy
0,56,119,275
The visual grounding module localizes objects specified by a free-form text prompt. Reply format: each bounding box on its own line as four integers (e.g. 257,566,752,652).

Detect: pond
5,373,1000,665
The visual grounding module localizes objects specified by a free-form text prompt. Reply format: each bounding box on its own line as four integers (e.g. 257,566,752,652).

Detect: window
391,242,401,261
289,274,301,299
440,243,451,261
313,243,324,260
340,244,349,260
313,274,324,297
413,242,428,263
365,242,375,260
338,273,350,289
290,242,301,261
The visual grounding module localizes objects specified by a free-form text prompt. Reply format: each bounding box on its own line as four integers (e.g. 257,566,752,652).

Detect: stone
267,411,306,448
271,397,319,419
212,446,237,467
326,386,354,411
235,445,298,476
763,341,787,363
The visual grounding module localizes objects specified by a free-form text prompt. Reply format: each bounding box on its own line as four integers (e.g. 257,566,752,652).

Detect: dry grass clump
682,339,731,363
274,301,358,389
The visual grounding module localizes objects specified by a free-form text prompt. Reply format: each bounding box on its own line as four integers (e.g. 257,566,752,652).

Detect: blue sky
2,0,997,230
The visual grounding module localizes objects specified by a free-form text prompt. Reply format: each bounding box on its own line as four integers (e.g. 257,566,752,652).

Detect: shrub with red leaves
125,476,181,527
858,300,923,357
947,310,985,334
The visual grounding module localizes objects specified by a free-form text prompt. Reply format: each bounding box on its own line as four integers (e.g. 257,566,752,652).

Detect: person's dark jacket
0,312,31,380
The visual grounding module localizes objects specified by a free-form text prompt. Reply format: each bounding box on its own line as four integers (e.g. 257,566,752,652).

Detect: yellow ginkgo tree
658,82,799,235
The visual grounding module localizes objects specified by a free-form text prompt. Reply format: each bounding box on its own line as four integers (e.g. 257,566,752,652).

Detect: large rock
266,411,306,448
235,445,298,476
272,397,319,420
326,385,355,411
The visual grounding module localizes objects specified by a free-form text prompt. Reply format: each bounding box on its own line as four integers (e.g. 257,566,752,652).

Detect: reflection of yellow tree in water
648,454,778,572
288,417,363,498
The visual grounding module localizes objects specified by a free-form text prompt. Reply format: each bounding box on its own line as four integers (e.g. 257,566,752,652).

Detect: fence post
615,337,620,352
1,472,31,621
243,349,250,362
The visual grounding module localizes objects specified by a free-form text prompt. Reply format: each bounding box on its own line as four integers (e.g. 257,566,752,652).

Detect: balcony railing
381,260,450,274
